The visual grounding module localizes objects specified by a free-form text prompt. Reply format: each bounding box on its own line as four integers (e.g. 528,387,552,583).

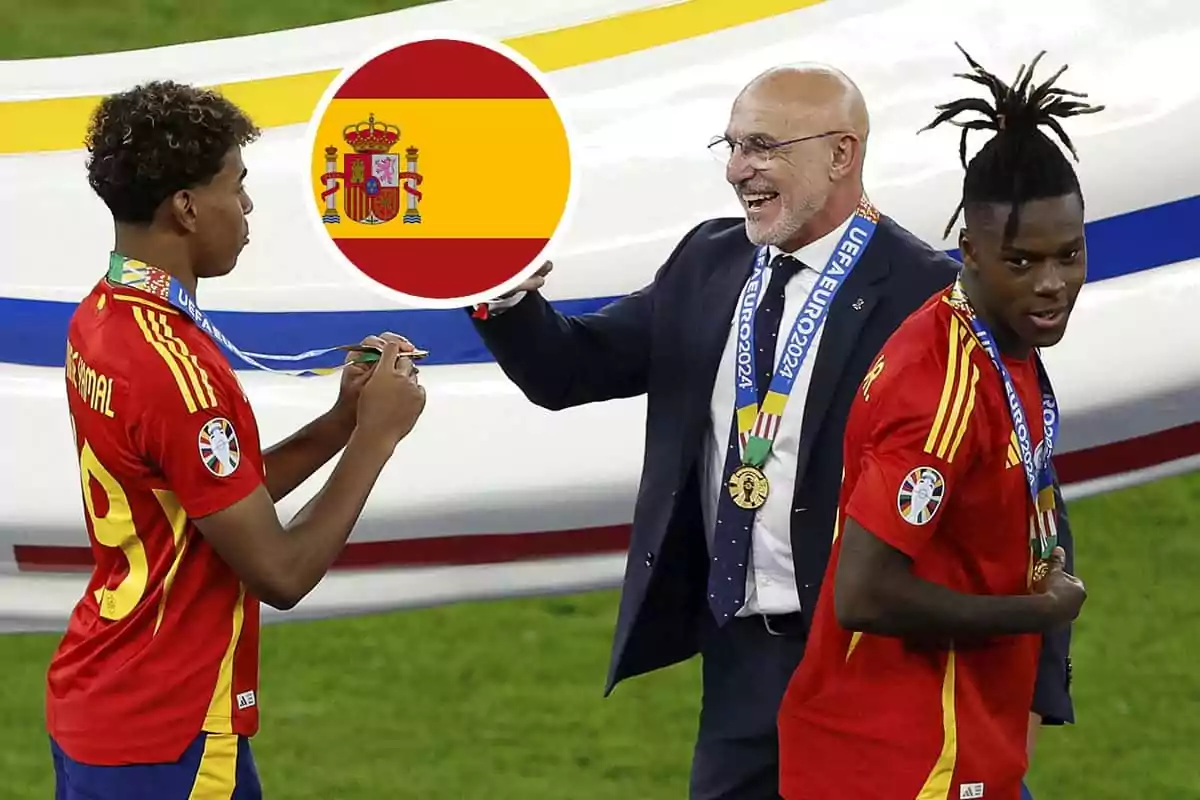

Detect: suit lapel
791,219,894,486
694,245,757,398
676,240,757,467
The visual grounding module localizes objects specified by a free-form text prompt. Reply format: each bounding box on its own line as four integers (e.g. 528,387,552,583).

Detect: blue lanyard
949,279,1059,554
733,199,880,467
106,253,349,377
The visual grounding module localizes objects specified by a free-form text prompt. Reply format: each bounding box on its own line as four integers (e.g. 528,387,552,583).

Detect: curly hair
85,80,261,223
919,43,1104,242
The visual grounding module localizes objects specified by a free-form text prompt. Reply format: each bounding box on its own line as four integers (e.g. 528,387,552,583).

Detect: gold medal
728,465,769,509
1031,558,1050,583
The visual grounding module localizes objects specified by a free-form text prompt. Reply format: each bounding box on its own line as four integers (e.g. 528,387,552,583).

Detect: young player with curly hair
46,80,427,799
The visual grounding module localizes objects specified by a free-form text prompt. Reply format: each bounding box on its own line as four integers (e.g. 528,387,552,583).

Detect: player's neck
113,226,199,297
959,271,1029,360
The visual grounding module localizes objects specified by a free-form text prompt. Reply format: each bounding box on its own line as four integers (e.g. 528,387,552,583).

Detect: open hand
498,260,553,299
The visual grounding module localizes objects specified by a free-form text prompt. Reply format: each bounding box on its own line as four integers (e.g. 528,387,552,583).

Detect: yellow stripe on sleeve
149,313,218,410
925,316,964,453
935,336,978,460
111,292,180,315
946,364,980,462
131,306,200,414
924,317,980,463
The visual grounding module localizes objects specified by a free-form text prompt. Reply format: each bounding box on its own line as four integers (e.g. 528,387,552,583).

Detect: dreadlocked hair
919,43,1105,242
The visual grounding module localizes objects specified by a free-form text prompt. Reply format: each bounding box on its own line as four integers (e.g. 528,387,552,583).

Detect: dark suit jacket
469,213,1075,724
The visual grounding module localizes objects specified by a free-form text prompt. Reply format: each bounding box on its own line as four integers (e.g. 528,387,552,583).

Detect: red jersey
778,288,1051,800
46,275,265,766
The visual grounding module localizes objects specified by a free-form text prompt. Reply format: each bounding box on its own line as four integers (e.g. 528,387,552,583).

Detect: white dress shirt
483,213,854,616
700,212,855,616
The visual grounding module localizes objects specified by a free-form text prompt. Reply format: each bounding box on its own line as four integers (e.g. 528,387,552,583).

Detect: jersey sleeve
843,335,983,559
130,348,263,519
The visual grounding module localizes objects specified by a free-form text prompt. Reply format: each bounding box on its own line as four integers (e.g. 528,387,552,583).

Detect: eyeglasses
708,130,851,165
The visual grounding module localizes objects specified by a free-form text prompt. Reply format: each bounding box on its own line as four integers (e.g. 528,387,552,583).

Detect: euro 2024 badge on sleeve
301,31,579,309
897,466,945,526
199,417,240,478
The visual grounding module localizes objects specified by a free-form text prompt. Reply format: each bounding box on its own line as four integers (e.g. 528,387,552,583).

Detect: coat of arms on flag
319,112,424,225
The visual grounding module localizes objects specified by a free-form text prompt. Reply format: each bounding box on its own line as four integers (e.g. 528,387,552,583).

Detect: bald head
721,63,870,251
738,64,869,142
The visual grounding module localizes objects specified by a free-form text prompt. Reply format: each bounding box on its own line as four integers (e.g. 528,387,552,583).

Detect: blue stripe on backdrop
2,194,1197,370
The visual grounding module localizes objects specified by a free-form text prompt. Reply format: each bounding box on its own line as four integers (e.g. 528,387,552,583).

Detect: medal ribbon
106,253,351,378
947,278,1060,560
733,197,880,467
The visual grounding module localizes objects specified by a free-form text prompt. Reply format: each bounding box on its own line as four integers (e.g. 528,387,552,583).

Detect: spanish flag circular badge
304,33,575,308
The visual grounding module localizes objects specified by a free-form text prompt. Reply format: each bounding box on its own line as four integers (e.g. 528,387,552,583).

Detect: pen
338,344,430,363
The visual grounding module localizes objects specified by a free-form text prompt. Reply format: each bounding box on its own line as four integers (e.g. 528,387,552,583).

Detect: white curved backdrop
2,0,1198,632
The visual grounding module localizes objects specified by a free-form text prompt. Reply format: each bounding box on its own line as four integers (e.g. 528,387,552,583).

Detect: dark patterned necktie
707,253,805,624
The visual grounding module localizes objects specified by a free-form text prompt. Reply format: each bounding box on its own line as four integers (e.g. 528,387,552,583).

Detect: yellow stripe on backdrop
311,98,570,240
0,0,825,155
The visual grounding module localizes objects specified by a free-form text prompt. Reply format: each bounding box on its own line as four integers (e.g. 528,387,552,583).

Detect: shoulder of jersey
919,295,988,463
860,292,985,464
105,289,232,417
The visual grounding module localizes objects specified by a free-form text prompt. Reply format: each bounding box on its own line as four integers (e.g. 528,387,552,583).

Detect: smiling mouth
742,191,779,210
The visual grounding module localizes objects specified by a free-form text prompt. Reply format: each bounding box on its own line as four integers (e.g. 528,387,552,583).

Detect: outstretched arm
472,286,654,410
469,222,705,410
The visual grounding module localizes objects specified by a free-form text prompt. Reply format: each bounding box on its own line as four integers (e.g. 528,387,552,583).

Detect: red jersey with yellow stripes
778,287,1048,800
46,276,264,766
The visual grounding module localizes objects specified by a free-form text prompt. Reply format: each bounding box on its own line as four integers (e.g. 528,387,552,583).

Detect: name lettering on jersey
960,782,985,798
897,466,945,526
236,690,257,710
198,417,241,477
64,340,116,418
923,315,980,463
860,354,885,401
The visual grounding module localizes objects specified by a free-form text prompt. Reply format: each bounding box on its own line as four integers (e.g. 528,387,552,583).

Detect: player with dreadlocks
775,44,1101,800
